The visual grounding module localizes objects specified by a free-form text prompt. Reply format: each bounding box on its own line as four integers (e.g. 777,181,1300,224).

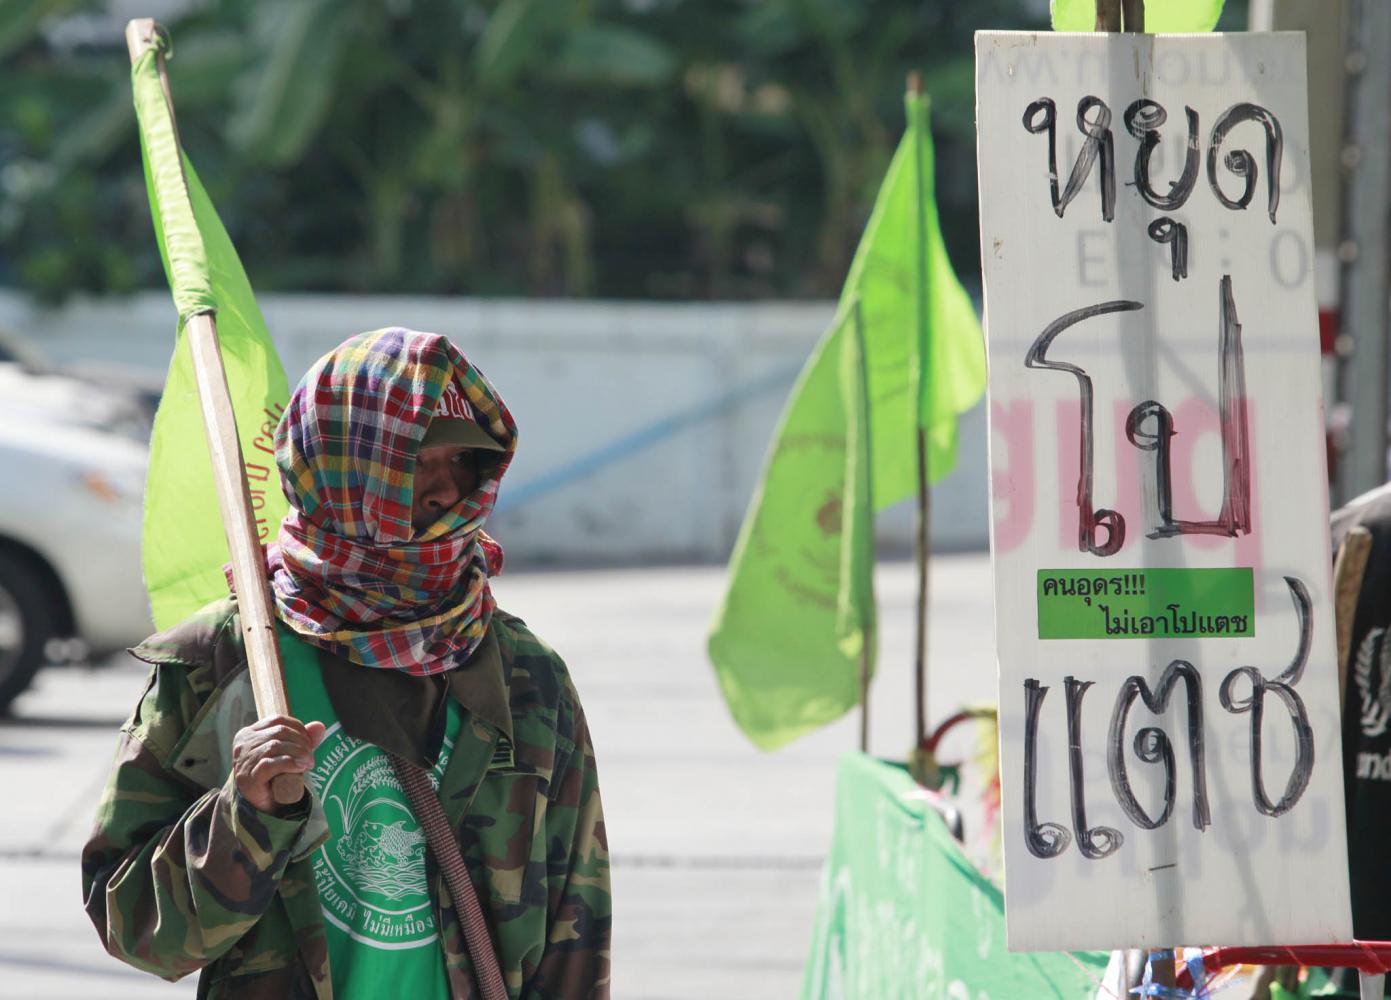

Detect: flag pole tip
124,18,161,62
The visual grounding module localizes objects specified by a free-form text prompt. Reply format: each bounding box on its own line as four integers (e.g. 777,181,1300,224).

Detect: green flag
132,45,290,630
707,94,984,750
1051,0,1225,31
800,753,1110,998
863,94,985,508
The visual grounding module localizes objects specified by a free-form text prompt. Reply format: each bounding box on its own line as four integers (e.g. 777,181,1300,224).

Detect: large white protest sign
976,32,1352,951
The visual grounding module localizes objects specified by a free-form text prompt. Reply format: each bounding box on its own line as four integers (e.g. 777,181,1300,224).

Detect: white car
0,342,154,711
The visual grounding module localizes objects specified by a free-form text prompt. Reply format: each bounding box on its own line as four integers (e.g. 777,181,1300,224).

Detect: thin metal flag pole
908,70,932,751
125,18,301,807
853,296,873,754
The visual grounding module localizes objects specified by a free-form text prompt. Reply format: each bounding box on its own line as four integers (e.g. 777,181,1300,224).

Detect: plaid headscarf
266,328,517,675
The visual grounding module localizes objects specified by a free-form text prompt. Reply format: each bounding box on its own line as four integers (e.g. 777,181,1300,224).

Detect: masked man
82,328,611,999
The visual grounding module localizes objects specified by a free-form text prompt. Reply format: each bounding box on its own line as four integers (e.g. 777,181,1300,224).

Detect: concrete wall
0,290,989,564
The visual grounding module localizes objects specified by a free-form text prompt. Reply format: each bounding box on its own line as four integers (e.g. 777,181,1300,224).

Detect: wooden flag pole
1095,0,1122,31
1095,0,1144,32
125,19,302,807
1121,0,1145,33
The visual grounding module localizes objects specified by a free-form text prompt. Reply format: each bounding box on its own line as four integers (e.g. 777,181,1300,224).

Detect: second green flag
708,92,985,751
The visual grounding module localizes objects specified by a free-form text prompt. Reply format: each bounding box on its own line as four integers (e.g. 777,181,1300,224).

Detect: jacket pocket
462,771,546,909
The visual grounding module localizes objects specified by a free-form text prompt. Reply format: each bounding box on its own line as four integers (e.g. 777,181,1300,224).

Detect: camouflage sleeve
528,676,612,999
81,664,309,981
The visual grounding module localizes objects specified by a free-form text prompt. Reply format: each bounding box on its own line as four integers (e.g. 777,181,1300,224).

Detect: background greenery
0,0,1247,304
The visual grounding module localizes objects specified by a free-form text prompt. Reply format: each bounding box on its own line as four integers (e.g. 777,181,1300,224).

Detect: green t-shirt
280,632,457,999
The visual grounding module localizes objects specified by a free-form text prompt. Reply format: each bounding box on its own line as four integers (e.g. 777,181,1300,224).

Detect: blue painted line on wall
495,362,802,514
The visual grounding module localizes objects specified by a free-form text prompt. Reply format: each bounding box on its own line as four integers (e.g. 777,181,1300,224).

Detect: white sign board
976,32,1351,951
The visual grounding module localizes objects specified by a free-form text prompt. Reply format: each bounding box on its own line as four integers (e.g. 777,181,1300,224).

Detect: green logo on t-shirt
308,725,453,949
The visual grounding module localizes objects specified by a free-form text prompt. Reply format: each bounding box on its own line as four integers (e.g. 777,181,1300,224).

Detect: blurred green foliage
0,0,1233,304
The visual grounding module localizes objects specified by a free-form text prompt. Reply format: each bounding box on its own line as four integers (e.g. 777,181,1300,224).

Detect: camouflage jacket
82,598,611,999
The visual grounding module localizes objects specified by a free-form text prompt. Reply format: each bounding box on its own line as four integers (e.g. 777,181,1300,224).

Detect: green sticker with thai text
1037,568,1254,640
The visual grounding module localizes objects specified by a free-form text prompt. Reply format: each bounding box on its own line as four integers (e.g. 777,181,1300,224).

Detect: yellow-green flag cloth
1051,0,1224,31
132,46,290,629
707,93,984,751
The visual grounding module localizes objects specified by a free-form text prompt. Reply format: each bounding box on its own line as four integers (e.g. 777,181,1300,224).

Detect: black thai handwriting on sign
1108,660,1211,832
1025,300,1142,556
1066,677,1125,859
1208,103,1284,223
1026,275,1252,558
1126,275,1251,540
1125,100,1201,212
1023,97,1116,222
1021,577,1315,861
1219,575,1316,816
1147,217,1188,282
1022,679,1072,859
1021,96,1283,224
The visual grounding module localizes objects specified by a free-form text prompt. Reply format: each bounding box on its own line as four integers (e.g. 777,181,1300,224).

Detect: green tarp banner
707,93,984,751
131,46,290,629
1051,0,1225,32
801,753,1109,999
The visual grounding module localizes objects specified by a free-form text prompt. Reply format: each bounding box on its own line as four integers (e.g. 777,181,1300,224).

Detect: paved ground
0,554,998,1000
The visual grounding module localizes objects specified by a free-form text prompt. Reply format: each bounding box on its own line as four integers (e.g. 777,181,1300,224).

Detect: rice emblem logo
307,723,454,948
1354,627,1391,740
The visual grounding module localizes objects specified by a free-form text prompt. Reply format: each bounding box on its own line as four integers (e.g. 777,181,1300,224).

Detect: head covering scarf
266,327,517,675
